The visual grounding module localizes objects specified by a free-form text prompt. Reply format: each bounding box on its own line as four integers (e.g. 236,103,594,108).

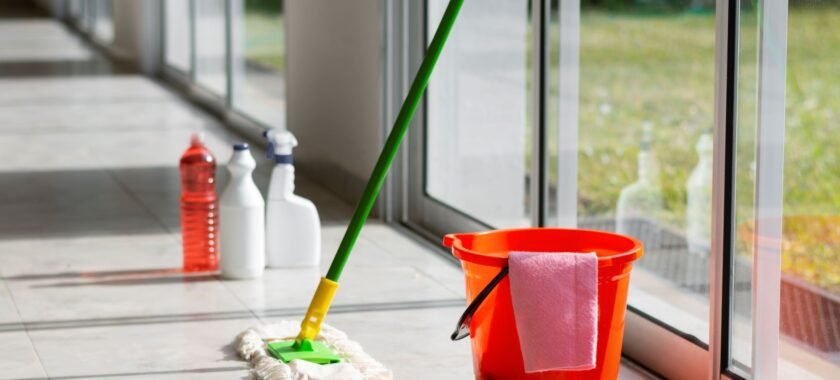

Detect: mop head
235,321,393,380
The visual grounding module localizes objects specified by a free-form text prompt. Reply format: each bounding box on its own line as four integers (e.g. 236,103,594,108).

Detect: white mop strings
235,321,392,380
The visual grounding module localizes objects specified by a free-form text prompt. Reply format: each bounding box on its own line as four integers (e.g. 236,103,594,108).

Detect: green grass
244,11,284,72
560,6,840,291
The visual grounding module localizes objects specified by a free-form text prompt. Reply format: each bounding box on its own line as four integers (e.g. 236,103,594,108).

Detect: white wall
285,0,383,204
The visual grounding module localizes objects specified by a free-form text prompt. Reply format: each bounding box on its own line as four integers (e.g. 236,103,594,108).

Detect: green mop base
265,339,343,364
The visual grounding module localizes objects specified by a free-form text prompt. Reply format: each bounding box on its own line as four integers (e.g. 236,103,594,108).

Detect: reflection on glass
196,0,228,95
233,0,286,127
685,130,713,256
548,1,717,342
165,0,191,72
615,124,665,239
425,0,530,228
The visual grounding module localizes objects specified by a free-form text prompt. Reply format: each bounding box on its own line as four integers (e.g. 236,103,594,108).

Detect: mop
234,0,464,378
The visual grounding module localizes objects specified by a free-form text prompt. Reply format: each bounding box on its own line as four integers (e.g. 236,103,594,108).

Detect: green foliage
740,217,840,293
552,8,840,291
244,11,284,72
245,0,282,14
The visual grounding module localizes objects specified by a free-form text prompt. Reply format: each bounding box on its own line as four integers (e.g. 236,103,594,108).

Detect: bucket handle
450,266,509,341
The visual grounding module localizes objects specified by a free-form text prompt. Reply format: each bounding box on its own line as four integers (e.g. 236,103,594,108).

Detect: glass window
68,0,82,21
232,0,286,127
547,1,717,342
776,1,840,377
425,0,531,228
165,0,192,72
195,0,228,95
91,0,114,43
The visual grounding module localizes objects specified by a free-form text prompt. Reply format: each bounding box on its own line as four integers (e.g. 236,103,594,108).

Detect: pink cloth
509,251,598,373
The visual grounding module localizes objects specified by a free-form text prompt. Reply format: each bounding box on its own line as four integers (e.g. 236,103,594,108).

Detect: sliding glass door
399,0,837,378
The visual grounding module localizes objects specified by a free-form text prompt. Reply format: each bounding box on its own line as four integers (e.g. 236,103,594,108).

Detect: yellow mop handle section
296,277,339,342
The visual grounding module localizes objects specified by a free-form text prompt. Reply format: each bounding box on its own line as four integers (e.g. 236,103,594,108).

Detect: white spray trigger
263,129,298,159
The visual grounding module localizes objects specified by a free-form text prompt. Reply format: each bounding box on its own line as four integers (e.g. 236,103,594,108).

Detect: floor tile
0,102,205,133
0,331,47,379
0,233,182,282
0,76,177,106
8,276,247,324
0,170,161,239
28,318,256,379
362,224,467,297
0,279,21,324
224,264,461,318
0,131,100,173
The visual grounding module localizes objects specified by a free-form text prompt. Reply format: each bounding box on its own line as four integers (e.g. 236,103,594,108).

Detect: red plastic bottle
180,133,219,272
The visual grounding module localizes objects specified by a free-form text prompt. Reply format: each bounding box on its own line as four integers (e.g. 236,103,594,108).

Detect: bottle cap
233,143,249,151
190,132,206,146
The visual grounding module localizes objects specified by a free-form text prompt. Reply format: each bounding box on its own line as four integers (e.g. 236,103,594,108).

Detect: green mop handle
327,0,464,282
295,0,464,344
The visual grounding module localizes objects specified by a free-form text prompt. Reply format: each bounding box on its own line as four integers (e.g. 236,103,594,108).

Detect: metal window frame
531,0,549,228
749,0,788,378
709,0,740,378
553,0,580,229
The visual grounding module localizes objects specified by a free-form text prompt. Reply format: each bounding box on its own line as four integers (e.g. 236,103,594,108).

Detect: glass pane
83,0,94,31
195,0,228,95
92,0,114,43
730,1,759,374
232,0,286,127
425,0,531,228
778,1,840,377
165,0,192,72
548,1,717,342
68,0,82,20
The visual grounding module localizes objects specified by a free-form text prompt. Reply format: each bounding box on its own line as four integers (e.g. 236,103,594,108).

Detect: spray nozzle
263,129,298,164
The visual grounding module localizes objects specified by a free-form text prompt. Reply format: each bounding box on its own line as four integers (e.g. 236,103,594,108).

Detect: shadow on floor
0,59,135,78
0,165,352,241
0,168,173,240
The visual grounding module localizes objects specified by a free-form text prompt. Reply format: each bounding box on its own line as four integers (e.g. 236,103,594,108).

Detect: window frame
158,0,284,140
390,1,790,378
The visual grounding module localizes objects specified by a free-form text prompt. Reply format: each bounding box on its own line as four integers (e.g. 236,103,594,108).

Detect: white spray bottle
219,143,265,279
264,129,321,267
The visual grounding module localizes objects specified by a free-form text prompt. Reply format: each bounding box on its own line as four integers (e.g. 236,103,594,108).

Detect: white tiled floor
0,9,654,380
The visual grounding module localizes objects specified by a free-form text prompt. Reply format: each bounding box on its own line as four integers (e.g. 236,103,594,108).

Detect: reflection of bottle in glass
686,130,713,256
616,124,664,238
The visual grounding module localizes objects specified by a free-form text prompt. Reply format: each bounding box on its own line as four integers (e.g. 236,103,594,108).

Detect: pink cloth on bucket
509,251,598,373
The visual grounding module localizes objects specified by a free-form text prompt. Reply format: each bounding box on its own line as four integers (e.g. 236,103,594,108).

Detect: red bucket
444,228,643,379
